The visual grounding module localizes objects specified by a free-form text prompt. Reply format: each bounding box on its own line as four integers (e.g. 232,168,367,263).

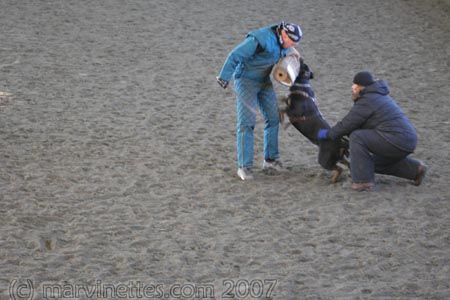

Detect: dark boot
414,163,427,186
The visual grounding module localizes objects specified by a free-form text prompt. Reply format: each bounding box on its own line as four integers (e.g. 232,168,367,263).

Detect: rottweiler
279,59,349,183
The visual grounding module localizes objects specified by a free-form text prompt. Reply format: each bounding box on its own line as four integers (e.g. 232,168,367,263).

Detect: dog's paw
330,166,343,183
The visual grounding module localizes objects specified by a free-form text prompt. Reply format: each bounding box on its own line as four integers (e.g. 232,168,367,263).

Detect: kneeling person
317,71,427,191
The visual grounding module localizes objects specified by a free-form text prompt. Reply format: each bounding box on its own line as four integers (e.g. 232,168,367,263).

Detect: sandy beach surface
1,0,449,299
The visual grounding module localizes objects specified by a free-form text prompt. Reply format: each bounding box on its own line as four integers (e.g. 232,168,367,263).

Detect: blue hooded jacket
218,25,291,82
328,80,417,152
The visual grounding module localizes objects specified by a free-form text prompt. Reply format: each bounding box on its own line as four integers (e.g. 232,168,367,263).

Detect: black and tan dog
279,60,349,183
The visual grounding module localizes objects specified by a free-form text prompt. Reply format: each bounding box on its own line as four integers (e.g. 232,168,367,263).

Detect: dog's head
299,58,314,81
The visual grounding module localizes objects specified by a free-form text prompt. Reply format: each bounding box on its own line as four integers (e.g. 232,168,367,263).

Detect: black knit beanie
353,71,375,87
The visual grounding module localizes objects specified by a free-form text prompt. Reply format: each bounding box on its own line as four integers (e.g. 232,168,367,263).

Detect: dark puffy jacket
328,80,417,152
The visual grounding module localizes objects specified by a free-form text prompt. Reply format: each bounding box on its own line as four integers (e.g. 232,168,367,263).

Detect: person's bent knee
237,124,255,133
349,130,364,141
349,130,368,147
237,116,256,130
264,113,280,127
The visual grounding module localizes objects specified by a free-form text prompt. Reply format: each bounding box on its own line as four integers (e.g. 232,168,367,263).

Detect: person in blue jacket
216,22,302,180
317,71,427,191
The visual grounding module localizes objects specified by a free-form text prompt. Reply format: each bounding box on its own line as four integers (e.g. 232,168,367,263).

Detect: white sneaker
262,159,284,172
237,168,254,180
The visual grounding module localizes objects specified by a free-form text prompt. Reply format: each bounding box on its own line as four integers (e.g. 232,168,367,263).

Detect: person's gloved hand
216,77,229,89
317,129,329,140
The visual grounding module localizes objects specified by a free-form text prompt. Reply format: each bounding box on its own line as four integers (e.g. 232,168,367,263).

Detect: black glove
216,77,229,89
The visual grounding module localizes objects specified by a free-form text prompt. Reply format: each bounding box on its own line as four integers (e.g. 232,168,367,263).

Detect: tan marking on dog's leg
331,166,343,184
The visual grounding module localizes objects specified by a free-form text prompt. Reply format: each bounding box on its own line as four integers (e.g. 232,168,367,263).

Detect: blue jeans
349,129,421,183
234,78,279,168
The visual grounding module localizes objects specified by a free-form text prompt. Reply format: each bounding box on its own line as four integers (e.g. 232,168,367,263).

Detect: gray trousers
349,129,421,183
